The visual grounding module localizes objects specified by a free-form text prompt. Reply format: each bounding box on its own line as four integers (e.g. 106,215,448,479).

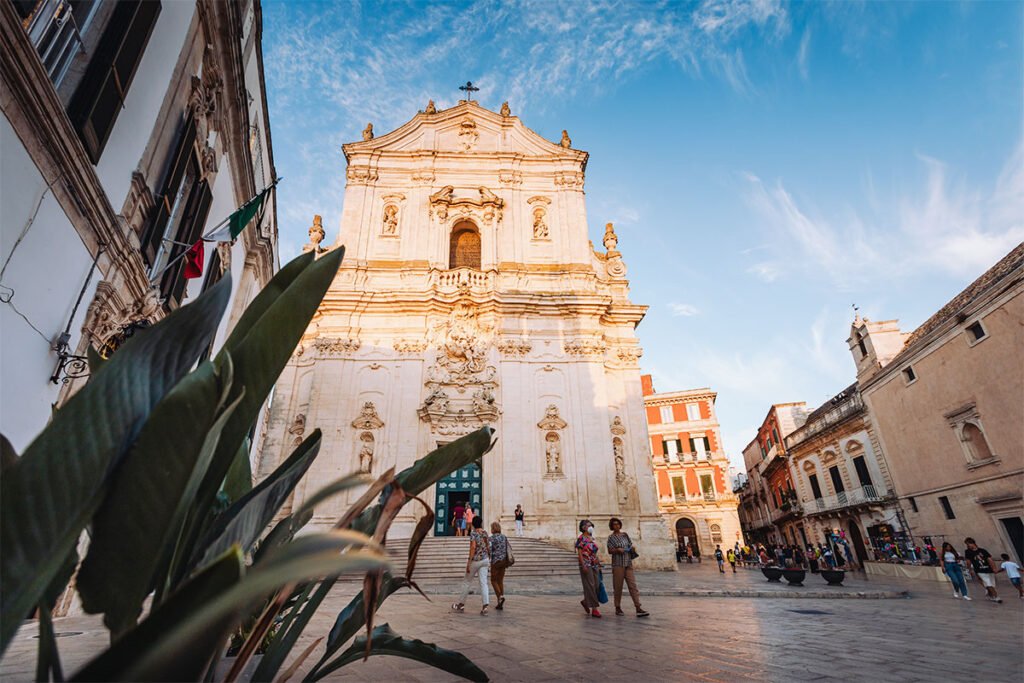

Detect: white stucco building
1,0,277,458
256,100,675,568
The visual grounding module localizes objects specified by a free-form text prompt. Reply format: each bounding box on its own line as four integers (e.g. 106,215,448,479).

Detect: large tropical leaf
309,623,488,682
1,434,17,472
188,248,345,564
301,428,496,681
189,430,324,573
73,532,387,682
76,358,235,635
0,276,232,651
222,436,254,504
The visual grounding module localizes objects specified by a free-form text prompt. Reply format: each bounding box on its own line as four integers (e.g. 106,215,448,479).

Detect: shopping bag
597,570,609,604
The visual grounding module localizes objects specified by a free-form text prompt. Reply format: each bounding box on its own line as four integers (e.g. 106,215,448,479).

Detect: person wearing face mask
575,519,603,618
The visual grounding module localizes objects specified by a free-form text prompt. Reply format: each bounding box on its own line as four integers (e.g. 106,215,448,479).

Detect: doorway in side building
433,459,483,537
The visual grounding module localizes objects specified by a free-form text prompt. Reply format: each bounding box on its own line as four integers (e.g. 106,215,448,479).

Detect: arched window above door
449,221,481,269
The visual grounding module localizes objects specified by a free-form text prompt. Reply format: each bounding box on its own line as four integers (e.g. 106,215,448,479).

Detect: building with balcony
852,244,1024,564
641,374,741,557
737,402,807,546
784,384,904,563
1,0,278,456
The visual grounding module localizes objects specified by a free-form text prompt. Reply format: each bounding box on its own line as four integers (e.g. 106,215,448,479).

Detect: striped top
607,532,634,568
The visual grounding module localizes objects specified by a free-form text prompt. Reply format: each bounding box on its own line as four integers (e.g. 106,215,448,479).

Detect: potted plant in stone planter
761,566,783,582
781,568,806,585
821,568,845,585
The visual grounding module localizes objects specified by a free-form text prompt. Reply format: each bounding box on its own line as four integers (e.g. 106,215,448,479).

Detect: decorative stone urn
782,568,806,585
761,567,783,582
821,569,846,586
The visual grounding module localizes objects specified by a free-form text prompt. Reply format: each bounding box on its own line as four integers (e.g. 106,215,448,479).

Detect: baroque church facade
256,100,674,567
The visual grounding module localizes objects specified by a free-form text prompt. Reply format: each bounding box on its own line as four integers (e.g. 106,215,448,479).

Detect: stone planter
761,566,783,582
821,569,845,586
782,568,806,585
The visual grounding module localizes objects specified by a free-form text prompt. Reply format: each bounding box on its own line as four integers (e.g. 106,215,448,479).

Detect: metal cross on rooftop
459,81,480,101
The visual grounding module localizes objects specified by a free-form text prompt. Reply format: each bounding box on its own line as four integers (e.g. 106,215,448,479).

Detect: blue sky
262,0,1023,469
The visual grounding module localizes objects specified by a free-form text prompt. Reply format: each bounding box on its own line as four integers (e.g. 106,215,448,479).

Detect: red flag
184,239,204,279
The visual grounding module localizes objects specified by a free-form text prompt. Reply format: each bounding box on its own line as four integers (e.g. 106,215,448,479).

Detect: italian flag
203,183,275,243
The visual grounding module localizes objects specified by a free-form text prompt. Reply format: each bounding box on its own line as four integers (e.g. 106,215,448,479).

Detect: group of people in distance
449,509,650,618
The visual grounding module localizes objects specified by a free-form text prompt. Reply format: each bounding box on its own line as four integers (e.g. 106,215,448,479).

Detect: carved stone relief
429,186,504,225
382,204,399,236
613,437,626,482
393,339,428,354
554,171,585,189
351,402,384,474
616,347,642,365
563,338,608,357
610,415,626,435
313,337,361,356
496,338,532,356
346,166,378,184
351,401,385,430
287,412,306,448
458,118,479,151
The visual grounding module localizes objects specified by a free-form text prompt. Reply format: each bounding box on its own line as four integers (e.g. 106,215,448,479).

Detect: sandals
580,600,591,615
615,608,625,616
480,604,489,615
496,597,505,611
451,602,464,612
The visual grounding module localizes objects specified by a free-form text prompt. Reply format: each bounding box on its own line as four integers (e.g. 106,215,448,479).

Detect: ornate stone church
256,100,674,567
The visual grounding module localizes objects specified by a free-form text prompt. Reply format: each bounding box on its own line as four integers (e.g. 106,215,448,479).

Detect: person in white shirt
997,553,1023,599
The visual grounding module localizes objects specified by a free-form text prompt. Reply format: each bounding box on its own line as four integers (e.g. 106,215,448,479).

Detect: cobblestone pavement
3,563,1022,682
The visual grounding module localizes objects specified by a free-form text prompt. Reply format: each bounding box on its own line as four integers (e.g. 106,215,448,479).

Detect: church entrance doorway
675,518,698,558
434,459,483,537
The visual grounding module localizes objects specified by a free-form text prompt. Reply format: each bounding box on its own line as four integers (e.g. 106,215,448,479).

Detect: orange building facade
642,374,742,559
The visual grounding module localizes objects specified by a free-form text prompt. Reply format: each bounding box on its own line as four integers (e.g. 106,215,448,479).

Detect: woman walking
489,521,512,610
514,504,525,537
575,519,603,618
452,517,491,614
606,518,650,617
941,542,971,600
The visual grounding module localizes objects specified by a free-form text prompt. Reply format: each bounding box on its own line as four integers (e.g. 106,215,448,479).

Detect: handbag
629,547,639,560
507,537,515,566
597,570,609,604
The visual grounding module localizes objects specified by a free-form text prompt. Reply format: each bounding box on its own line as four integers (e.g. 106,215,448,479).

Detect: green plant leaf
188,249,345,566
1,434,18,472
304,427,496,680
73,533,388,682
222,435,253,503
36,546,77,683
86,345,105,374
309,624,489,682
189,430,324,572
0,276,232,652
75,359,235,635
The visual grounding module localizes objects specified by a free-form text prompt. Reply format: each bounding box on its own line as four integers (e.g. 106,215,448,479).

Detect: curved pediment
342,101,587,165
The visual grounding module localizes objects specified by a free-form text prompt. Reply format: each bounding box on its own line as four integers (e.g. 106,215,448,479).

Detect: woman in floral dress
452,517,491,614
575,519,603,618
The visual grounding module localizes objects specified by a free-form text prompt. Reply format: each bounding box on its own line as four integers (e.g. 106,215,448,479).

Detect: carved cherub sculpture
560,129,572,148
362,122,374,141
500,101,511,117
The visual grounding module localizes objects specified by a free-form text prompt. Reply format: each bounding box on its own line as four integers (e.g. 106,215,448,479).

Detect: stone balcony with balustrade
802,484,892,517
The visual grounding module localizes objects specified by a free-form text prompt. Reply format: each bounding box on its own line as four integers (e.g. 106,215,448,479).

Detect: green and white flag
204,183,275,242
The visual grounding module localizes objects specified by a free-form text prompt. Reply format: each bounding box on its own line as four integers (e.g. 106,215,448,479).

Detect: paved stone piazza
3,562,1021,682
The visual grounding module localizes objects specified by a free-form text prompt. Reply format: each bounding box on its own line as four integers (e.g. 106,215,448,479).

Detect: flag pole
149,177,281,284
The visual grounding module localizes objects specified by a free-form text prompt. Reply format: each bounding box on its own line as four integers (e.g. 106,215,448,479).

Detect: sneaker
962,596,973,601
615,608,625,616
953,592,961,599
451,602,464,612
636,610,650,617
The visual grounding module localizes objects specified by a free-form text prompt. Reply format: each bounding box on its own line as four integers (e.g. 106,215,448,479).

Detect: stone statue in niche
303,215,326,254
613,438,625,482
472,388,496,412
545,432,562,474
532,206,548,239
425,99,437,114
500,101,511,117
382,205,399,235
288,412,306,447
560,129,572,148
362,123,374,141
358,432,375,473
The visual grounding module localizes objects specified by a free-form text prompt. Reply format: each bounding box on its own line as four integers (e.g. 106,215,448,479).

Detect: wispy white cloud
668,302,700,316
746,261,781,282
740,142,1024,287
797,27,811,79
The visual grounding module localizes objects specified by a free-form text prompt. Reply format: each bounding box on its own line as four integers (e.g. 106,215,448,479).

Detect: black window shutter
142,115,197,266
67,1,161,163
163,179,213,309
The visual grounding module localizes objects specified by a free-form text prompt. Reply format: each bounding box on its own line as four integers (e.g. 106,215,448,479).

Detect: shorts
1010,577,1020,588
977,572,996,588
456,519,466,529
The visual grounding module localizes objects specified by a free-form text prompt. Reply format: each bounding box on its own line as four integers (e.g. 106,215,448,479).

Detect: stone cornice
0,0,149,301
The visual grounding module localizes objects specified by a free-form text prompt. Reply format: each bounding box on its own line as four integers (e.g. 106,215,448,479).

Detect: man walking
715,545,725,573
726,547,737,573
964,537,1002,603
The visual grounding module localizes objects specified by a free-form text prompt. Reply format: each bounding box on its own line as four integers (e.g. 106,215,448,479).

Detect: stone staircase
345,536,580,582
